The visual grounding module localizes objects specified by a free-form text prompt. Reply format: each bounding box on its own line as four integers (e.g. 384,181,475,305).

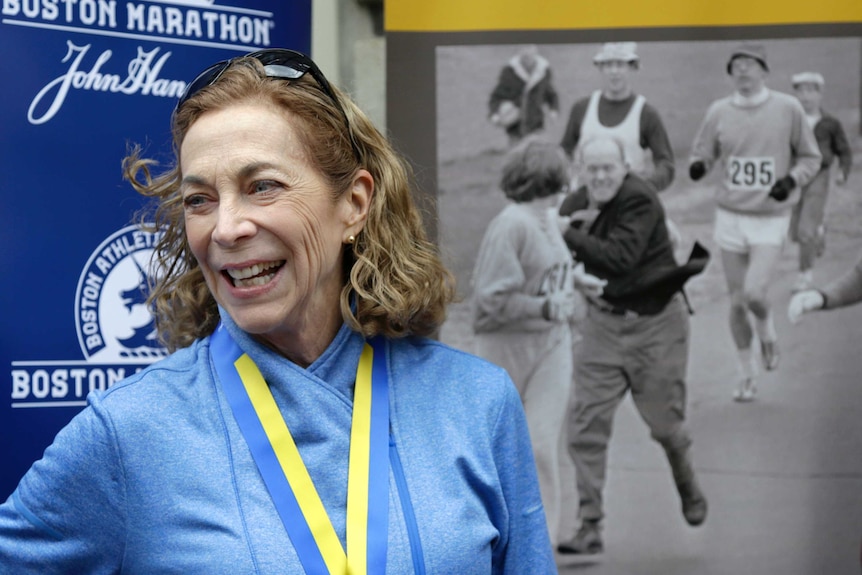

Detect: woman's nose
211,200,256,246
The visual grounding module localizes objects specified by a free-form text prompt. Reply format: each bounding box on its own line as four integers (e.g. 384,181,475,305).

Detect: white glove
788,290,825,324
572,262,607,298
542,291,579,322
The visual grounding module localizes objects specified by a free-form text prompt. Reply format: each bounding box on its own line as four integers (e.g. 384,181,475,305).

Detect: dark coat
560,174,709,314
813,111,853,179
489,54,559,139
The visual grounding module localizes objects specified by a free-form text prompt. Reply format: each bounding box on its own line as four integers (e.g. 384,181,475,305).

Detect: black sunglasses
175,48,360,160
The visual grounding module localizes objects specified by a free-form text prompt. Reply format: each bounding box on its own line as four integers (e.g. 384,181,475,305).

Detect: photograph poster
387,2,862,573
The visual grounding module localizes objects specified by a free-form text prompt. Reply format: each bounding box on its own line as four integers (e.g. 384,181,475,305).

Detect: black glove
768,175,796,202
689,161,706,181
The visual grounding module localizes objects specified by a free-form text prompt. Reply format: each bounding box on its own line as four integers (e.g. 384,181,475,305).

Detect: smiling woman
0,48,557,574
177,102,364,366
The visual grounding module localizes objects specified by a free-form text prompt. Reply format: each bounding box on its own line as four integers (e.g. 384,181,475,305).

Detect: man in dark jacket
556,135,709,556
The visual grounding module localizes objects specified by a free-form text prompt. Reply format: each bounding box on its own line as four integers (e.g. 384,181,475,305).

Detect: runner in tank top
560,42,675,193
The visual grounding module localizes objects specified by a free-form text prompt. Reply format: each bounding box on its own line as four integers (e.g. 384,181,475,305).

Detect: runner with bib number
726,156,775,189
688,43,821,402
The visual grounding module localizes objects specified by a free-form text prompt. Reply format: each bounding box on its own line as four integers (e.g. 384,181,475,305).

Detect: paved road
554,240,862,575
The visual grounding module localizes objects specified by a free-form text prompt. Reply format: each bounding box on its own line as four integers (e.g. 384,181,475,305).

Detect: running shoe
557,519,604,555
760,339,779,371
733,377,757,402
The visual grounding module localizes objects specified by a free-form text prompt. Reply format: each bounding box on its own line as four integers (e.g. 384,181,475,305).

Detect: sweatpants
567,295,691,522
475,323,573,544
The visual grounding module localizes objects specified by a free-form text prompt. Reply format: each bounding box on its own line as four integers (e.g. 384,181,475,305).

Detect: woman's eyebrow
180,162,280,189
180,174,208,189
238,162,279,180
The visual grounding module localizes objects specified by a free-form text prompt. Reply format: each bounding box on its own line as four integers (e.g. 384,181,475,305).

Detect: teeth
226,261,282,280
233,273,276,288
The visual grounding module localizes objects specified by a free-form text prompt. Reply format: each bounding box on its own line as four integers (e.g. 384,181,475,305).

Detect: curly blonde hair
124,58,455,352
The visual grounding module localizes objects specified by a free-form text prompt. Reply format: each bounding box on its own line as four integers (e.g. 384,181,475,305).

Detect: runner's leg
746,244,784,370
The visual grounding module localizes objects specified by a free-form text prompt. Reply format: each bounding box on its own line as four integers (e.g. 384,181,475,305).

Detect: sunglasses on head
175,48,360,160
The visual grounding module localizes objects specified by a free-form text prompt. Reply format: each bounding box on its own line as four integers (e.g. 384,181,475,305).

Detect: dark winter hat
726,43,768,74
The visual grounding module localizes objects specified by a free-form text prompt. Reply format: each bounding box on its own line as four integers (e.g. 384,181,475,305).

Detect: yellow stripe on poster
386,0,862,32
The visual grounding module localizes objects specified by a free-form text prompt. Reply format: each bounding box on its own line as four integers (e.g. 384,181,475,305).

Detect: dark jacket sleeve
829,117,853,180
558,187,589,217
543,70,560,112
562,192,660,275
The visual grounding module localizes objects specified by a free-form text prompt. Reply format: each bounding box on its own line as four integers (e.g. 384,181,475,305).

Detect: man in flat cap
688,43,821,402
560,42,676,193
788,71,853,292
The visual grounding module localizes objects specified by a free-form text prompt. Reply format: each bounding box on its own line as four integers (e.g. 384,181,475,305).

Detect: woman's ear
342,168,374,238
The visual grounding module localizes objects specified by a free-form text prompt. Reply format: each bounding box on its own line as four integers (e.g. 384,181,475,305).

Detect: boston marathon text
11,364,146,405
2,0,274,46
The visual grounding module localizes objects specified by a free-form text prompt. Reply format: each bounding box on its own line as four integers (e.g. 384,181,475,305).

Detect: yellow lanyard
212,326,389,575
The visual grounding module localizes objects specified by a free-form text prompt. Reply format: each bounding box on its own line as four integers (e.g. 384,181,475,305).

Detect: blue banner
1,0,311,498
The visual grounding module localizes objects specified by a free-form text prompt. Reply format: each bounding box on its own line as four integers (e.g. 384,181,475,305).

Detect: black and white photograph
433,36,862,573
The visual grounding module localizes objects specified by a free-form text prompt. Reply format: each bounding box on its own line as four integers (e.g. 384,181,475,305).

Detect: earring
346,235,355,244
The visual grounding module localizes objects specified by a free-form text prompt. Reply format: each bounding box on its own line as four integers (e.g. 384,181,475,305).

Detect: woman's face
180,102,371,358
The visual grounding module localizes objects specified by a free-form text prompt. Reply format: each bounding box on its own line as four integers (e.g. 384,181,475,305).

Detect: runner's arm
829,117,853,181
788,102,823,189
560,99,589,158
640,103,676,192
688,102,721,174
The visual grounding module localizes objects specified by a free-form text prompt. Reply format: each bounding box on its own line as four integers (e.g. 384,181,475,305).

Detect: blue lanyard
210,324,390,574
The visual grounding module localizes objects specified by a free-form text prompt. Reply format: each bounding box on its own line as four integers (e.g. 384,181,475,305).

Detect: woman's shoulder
491,202,528,222
390,335,502,365
388,337,513,393
386,338,526,446
482,204,534,241
387,337,519,415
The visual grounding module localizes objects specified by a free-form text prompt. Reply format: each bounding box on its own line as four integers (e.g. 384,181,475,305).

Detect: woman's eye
251,180,279,195
182,194,208,209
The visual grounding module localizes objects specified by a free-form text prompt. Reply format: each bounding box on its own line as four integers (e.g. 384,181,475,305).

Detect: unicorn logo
75,225,168,363
116,255,162,355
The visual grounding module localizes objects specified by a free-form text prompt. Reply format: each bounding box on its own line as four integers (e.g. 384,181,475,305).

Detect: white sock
754,310,777,343
737,348,756,379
